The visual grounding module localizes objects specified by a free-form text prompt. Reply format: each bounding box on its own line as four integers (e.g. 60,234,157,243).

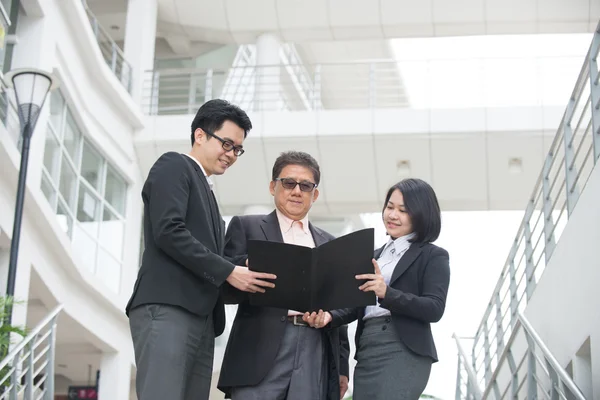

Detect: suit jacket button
382,325,387,331
280,316,286,322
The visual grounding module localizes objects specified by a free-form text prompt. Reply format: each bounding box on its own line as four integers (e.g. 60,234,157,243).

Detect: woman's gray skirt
353,317,432,400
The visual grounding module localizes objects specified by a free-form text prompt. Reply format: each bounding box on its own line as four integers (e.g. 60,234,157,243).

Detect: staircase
454,21,600,400
0,305,63,400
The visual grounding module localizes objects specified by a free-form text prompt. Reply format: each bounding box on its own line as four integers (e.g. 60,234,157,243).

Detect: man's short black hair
190,99,252,146
382,178,441,243
272,151,321,186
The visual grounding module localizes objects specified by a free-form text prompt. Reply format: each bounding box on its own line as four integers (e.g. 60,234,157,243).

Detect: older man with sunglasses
217,151,350,400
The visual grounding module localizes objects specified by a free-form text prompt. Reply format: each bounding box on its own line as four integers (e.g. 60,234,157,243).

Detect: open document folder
247,228,377,312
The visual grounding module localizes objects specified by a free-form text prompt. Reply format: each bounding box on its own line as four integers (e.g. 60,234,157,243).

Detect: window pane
97,248,121,293
81,141,103,190
49,92,65,135
77,184,101,238
58,156,77,209
43,128,61,181
100,207,124,259
63,112,82,162
105,167,127,215
41,172,57,211
72,225,97,273
56,197,73,238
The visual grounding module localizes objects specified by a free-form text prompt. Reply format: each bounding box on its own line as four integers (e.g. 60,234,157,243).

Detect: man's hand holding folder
246,228,377,312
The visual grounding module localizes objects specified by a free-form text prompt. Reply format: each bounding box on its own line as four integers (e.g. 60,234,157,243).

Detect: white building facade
0,0,598,399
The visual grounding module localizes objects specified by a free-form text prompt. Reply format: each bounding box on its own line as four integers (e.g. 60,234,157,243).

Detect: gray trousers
230,322,326,400
129,304,215,400
354,317,432,400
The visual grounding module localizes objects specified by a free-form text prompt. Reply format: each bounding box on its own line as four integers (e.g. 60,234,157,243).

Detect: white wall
0,0,147,398
524,159,600,398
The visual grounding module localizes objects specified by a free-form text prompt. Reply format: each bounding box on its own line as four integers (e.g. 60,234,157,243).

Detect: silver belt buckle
292,315,304,326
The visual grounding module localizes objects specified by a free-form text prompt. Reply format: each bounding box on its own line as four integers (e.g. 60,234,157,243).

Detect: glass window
81,141,103,190
58,157,78,209
56,198,73,238
105,166,127,215
77,184,101,237
41,172,57,211
40,90,129,293
63,112,81,162
43,130,61,181
100,207,124,259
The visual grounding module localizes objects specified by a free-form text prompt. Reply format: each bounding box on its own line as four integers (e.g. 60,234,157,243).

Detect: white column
123,0,158,105
98,351,131,400
255,33,281,111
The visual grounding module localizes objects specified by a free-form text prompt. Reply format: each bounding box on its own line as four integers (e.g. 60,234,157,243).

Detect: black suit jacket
217,211,350,399
125,152,235,337
331,241,450,362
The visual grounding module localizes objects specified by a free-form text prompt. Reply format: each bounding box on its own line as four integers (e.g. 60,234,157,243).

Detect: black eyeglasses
275,178,317,192
205,131,245,157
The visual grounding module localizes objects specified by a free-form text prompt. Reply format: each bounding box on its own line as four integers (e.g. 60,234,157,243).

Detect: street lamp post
4,68,57,323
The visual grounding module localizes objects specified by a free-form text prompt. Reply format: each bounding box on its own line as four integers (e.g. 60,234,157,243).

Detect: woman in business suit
304,178,450,400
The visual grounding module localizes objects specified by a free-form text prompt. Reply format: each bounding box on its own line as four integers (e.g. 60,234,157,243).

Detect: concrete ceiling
84,0,600,61
156,0,600,44
135,128,557,217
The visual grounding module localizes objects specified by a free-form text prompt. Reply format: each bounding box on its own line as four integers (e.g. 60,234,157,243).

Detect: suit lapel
374,245,385,260
389,243,423,286
182,155,222,248
309,223,328,247
260,211,284,243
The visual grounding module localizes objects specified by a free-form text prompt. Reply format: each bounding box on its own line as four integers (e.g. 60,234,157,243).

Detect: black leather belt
287,315,309,327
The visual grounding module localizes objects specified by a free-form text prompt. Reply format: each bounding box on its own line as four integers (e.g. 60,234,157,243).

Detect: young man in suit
126,99,276,400
217,151,350,400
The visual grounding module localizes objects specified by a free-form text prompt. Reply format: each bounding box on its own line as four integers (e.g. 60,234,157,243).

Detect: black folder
247,228,377,312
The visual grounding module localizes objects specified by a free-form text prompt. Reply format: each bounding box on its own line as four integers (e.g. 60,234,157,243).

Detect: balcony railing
81,1,132,93
0,305,63,400
142,61,410,115
456,21,600,395
0,81,21,147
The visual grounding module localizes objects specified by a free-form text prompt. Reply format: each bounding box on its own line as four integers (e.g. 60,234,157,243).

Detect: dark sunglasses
205,131,245,157
275,178,317,192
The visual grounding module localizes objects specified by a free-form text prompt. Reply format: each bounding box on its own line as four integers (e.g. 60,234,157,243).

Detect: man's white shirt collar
183,153,213,190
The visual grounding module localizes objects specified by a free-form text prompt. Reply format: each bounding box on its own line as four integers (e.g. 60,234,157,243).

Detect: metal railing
454,22,600,397
81,1,132,93
490,312,586,400
0,81,21,148
454,335,483,400
142,60,409,115
0,305,63,400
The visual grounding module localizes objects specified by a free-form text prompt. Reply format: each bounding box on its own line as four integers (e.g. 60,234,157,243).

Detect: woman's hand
356,258,387,298
302,309,332,328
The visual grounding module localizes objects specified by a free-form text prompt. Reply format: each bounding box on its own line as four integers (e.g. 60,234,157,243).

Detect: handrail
480,311,587,400
0,305,63,372
453,334,483,400
468,20,600,389
519,313,586,400
81,0,132,93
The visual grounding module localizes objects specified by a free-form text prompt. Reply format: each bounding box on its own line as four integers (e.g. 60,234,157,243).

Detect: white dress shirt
363,233,415,320
182,153,213,190
275,209,315,315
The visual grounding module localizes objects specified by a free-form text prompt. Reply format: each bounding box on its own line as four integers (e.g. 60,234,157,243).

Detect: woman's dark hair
190,99,252,146
382,178,441,243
